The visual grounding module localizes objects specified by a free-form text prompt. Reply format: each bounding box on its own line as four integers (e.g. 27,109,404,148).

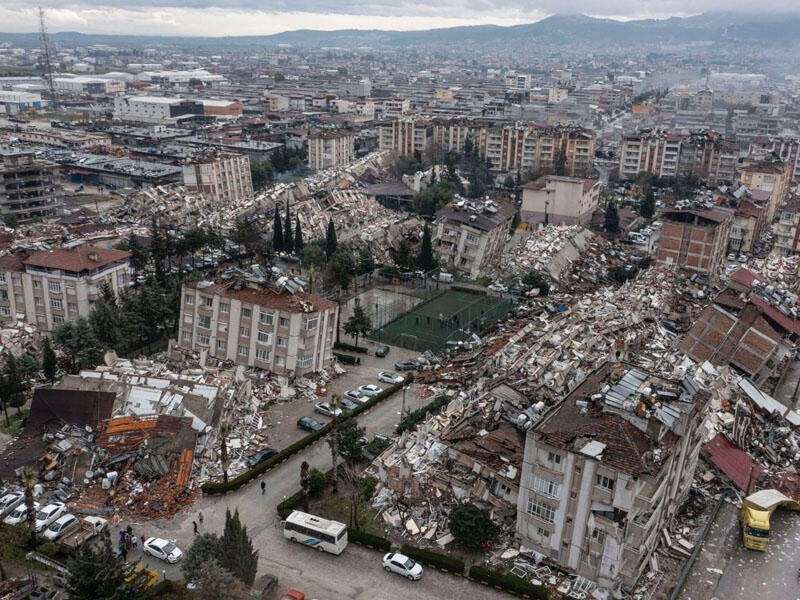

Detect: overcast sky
2,1,799,36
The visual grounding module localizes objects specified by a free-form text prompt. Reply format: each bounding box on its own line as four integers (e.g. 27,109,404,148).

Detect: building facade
516,363,707,590
775,196,800,255
0,246,131,333
182,154,254,204
656,207,734,277
178,279,338,375
113,96,204,122
307,131,355,170
521,175,600,226
619,131,681,180
378,119,431,156
735,159,790,223
0,147,64,221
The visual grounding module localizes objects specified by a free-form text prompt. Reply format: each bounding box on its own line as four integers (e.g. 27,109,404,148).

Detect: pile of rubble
0,319,41,361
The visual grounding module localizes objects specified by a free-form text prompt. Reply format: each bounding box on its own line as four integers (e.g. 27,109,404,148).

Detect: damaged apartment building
516,362,708,592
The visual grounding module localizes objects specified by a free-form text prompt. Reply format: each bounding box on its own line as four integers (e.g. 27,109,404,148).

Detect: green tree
41,337,56,381
325,220,338,259
503,175,515,189
336,417,366,465
604,201,620,235
343,298,371,348
554,146,568,176
272,207,284,253
448,503,499,549
640,190,655,219
412,181,456,216
522,270,550,296
127,234,148,275
193,558,249,600
3,214,19,229
416,223,436,271
302,244,326,269
220,508,259,587
284,203,293,254
294,217,304,254
357,248,374,276
0,354,28,425
324,250,354,292
510,206,521,231
300,460,311,511
53,318,104,374
250,161,274,191
181,533,223,584
89,282,124,352
66,530,149,600
308,468,327,497
149,214,168,286
17,354,39,381
232,218,267,261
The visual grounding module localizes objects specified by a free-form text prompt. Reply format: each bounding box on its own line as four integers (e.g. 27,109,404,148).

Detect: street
130,379,507,599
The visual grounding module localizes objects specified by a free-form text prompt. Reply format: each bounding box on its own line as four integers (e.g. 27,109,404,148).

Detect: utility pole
38,6,59,112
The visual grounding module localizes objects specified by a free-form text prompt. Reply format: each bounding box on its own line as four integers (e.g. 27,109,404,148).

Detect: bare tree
300,461,310,511
219,422,231,483
21,467,37,547
327,395,341,493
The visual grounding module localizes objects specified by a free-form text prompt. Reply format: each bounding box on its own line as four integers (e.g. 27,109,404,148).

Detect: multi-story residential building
516,362,708,590
521,175,600,226
431,119,486,155
0,147,64,222
735,158,790,222
656,207,734,277
307,130,355,170
748,137,800,184
178,277,338,375
775,196,800,255
113,95,204,123
0,246,131,332
487,124,595,176
433,199,515,279
181,154,253,204
378,119,432,156
677,131,738,185
729,200,765,254
619,130,681,180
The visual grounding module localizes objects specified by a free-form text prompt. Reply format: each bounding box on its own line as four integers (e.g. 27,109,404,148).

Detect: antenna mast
38,6,59,111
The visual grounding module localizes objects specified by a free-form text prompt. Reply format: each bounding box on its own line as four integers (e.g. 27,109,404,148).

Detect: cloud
2,1,799,36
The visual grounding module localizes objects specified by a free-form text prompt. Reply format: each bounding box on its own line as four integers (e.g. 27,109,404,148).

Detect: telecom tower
38,6,59,111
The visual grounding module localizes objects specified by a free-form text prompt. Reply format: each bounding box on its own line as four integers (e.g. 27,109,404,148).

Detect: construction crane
38,6,59,112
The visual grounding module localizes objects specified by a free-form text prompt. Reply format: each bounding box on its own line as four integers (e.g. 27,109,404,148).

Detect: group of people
118,526,142,562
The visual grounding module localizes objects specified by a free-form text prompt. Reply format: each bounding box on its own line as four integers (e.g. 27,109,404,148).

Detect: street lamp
401,385,410,417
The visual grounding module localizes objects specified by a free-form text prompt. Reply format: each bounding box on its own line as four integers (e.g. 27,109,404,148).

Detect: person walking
132,535,138,550
261,480,266,495
140,534,145,546
192,521,198,535
198,512,204,526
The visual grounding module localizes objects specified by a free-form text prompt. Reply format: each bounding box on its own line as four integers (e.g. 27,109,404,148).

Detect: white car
4,501,38,526
358,384,384,397
144,537,183,563
727,252,736,261
34,502,66,532
314,402,343,418
382,552,424,581
0,492,24,517
487,283,508,293
378,371,404,384
43,513,79,541
344,389,367,403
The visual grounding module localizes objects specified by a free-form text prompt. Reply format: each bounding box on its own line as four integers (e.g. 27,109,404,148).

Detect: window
117,274,125,287
238,344,248,357
68,302,78,313
526,498,555,524
12,276,21,287
220,303,229,314
258,331,271,344
0,290,6,301
0,306,9,317
217,340,226,351
241,308,252,318
596,475,615,491
34,296,43,306
0,273,4,283
547,452,562,465
66,286,75,295
33,280,41,289
276,356,285,367
591,529,606,545
14,294,23,305
197,333,210,345
532,475,561,498
185,294,195,305
588,554,600,568
203,296,213,308
255,348,270,361
466,233,478,244
259,312,273,326
198,315,211,329
183,331,192,342
240,327,250,338
298,355,312,368
277,337,287,348
279,317,290,327
53,315,64,325
536,527,550,539
304,317,318,330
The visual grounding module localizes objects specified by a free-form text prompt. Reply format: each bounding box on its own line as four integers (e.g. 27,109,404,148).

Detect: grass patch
0,410,28,436
309,491,382,537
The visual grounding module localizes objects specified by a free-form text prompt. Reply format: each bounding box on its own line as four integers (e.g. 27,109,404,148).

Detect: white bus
283,510,348,555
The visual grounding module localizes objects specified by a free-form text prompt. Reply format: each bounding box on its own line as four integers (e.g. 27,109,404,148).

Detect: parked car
43,513,79,541
738,254,748,263
244,448,278,468
314,402,343,417
279,591,306,600
297,416,324,432
143,537,183,563
34,502,66,533
3,501,38,526
378,371,404,384
358,384,383,397
60,515,108,549
727,252,736,261
338,397,359,412
394,360,419,371
0,492,24,517
382,552,424,581
344,389,367,403
375,345,390,357
487,283,508,293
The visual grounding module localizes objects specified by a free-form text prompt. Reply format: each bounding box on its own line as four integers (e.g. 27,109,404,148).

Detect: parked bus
283,510,348,555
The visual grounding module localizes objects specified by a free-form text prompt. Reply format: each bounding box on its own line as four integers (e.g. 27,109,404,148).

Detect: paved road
132,384,507,599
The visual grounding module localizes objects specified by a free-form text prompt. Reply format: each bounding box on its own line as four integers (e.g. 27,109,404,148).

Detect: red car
280,591,305,600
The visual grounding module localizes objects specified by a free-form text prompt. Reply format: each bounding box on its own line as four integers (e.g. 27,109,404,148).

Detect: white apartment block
178,280,338,375
307,131,355,170
0,246,131,333
182,154,254,204
522,175,600,226
517,364,707,591
619,131,681,180
378,119,431,157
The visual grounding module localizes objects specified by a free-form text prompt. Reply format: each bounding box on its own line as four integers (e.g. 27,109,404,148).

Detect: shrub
399,545,465,574
333,341,367,354
37,541,61,558
468,565,549,599
348,529,391,551
333,351,357,365
448,503,499,549
396,395,447,434
308,468,328,498
277,490,305,519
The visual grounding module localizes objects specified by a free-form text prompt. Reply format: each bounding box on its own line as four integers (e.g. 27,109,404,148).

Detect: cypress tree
325,220,337,259
219,509,258,587
416,223,435,271
273,206,284,253
294,216,303,253
284,202,293,253
42,337,57,381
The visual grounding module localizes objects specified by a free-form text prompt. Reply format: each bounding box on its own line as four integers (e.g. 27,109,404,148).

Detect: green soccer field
370,290,512,352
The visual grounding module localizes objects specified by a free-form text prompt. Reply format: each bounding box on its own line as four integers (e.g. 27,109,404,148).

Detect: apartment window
66,286,75,295
0,306,9,317
238,344,248,357
198,315,211,329
117,274,125,287
536,527,550,539
276,356,285,367
259,312,274,326
241,308,252,318
197,333,210,345
547,452,562,465
588,554,600,568
279,317,290,328
591,529,606,545
304,317,318,330
217,340,226,351
240,327,250,338
52,315,64,325
34,296,43,306
0,273,5,283
255,348,270,361
532,475,561,498
258,331,271,344
526,498,555,524
185,294,195,306
183,331,192,342
277,337,287,348
220,303,229,314
12,276,21,287
203,296,213,308
466,233,478,244
596,474,615,491
68,302,78,313
0,290,6,301
33,280,41,289
14,294,23,304
298,355,312,368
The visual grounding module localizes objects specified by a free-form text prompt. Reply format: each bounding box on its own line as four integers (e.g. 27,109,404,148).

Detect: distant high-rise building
307,131,355,170
0,147,63,221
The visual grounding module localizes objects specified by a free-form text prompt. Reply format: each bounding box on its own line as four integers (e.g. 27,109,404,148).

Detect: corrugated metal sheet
705,433,763,493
